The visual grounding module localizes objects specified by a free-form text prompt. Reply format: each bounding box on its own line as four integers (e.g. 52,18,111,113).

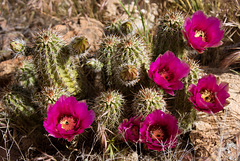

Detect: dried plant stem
1,119,26,161
211,104,229,161
46,135,65,159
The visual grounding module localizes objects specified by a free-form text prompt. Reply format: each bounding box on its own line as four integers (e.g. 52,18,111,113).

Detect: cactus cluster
1,31,90,146
1,10,218,159
99,22,151,88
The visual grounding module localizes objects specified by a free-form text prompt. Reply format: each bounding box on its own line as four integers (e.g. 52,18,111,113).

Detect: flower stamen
195,30,206,42
150,125,164,141
200,89,215,103
159,69,173,81
60,116,76,132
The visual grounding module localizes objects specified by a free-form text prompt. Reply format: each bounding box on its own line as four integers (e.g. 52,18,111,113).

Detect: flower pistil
200,89,215,103
159,69,173,81
194,30,206,42
150,125,165,141
60,116,76,132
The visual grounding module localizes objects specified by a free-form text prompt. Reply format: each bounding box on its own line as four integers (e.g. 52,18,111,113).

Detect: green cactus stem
115,36,150,70
153,11,186,59
98,35,120,86
15,58,38,92
173,58,202,131
94,90,124,131
85,58,104,73
34,86,70,108
33,30,82,95
10,39,32,56
133,88,166,117
2,88,36,116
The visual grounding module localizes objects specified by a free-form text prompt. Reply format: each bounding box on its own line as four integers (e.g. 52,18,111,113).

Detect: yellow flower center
195,30,206,42
150,125,164,141
200,89,215,103
60,116,76,132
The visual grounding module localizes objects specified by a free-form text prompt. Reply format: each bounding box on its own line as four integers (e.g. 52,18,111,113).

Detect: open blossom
148,51,190,96
182,10,224,53
140,110,179,151
43,95,95,141
118,116,142,143
188,74,230,114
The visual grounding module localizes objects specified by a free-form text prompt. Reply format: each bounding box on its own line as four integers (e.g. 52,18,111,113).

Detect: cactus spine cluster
94,90,124,130
133,88,166,117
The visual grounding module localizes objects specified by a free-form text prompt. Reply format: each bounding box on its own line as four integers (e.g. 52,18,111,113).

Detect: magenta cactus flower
188,74,230,114
148,51,190,96
43,95,95,142
140,110,179,151
118,116,142,143
182,10,224,53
